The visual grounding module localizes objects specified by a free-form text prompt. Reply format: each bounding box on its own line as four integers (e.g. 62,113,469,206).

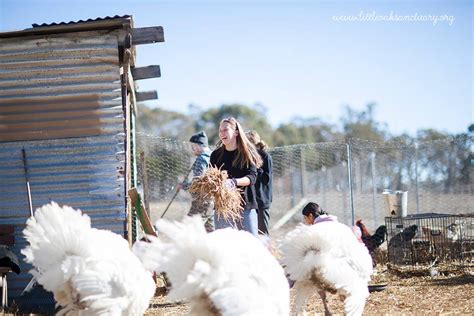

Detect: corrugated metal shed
0,136,126,297
0,33,122,142
0,15,163,302
0,28,126,300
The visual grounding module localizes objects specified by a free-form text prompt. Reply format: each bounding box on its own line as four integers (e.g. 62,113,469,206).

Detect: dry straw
189,166,244,222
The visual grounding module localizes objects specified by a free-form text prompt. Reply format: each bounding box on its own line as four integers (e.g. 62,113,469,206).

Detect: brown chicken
355,219,387,253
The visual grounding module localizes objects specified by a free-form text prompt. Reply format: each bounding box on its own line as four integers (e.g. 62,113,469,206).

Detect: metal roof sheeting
31,15,132,28
0,32,122,142
0,16,132,39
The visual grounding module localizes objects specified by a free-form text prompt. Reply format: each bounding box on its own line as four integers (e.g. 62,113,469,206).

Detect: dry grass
189,166,243,222
144,269,474,315
302,271,474,315
364,269,473,315
4,272,473,316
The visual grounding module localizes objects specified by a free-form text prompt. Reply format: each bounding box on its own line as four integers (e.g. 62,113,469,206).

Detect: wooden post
140,151,151,213
128,188,157,237
131,26,165,45
121,35,133,244
136,91,158,102
131,65,161,80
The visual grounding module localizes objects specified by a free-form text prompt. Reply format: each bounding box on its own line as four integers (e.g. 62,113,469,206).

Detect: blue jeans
214,209,258,236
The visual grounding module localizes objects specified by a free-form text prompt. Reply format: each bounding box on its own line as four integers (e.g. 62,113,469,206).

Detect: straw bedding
189,166,244,222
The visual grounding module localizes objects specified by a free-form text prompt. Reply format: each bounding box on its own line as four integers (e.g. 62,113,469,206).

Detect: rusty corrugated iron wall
0,32,122,141
0,30,127,298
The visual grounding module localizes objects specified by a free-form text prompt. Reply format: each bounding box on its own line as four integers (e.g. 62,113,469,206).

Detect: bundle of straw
189,166,244,222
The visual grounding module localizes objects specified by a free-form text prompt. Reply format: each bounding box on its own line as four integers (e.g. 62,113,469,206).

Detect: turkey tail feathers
22,202,92,278
133,215,211,301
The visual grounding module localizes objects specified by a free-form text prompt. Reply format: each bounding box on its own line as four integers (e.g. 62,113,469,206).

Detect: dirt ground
145,269,474,315
142,218,473,315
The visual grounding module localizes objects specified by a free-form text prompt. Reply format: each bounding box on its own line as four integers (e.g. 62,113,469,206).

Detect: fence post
321,166,327,208
346,141,355,225
299,147,306,198
414,142,420,214
370,151,377,226
139,151,151,212
290,155,296,208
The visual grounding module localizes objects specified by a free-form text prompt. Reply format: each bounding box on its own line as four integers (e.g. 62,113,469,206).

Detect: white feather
22,202,155,316
281,221,373,316
133,215,289,316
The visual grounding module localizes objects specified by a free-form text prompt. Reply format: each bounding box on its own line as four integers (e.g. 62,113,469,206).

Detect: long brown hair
246,130,268,151
216,117,263,169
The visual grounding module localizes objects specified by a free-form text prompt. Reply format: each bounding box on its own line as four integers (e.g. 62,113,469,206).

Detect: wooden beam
128,188,157,237
131,65,161,80
127,67,137,116
271,198,308,231
131,26,164,45
139,152,151,212
136,91,158,102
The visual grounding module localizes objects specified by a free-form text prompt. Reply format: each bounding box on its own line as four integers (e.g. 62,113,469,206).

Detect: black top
210,147,258,210
0,245,20,274
255,149,273,209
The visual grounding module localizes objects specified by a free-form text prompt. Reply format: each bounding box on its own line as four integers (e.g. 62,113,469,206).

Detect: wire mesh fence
136,133,473,234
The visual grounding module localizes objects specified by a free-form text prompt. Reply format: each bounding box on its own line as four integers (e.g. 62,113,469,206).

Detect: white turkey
280,220,373,316
21,202,155,315
133,215,289,316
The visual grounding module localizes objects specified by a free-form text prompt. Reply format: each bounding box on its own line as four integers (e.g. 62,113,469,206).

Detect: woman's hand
225,178,237,190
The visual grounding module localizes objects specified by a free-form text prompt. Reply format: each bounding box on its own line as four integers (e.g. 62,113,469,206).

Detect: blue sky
0,0,472,136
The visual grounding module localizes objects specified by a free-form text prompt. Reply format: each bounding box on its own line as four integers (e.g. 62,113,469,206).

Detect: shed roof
0,15,133,39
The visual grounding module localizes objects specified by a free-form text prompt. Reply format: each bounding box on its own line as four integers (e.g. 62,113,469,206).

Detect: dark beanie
189,131,208,146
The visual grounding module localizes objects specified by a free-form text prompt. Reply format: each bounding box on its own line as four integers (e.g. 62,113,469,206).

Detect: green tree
340,103,387,141
385,134,417,191
273,117,338,146
196,104,274,145
416,128,472,193
136,104,195,141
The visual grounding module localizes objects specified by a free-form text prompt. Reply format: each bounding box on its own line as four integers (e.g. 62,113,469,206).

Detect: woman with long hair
210,117,262,236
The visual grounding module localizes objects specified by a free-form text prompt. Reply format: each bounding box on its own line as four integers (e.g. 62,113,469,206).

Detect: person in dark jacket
178,131,214,232
246,130,273,236
210,117,262,236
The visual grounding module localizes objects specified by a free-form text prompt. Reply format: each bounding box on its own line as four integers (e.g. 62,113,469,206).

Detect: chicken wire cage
386,213,474,272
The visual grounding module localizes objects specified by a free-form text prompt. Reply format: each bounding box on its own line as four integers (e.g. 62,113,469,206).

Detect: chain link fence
136,133,473,232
